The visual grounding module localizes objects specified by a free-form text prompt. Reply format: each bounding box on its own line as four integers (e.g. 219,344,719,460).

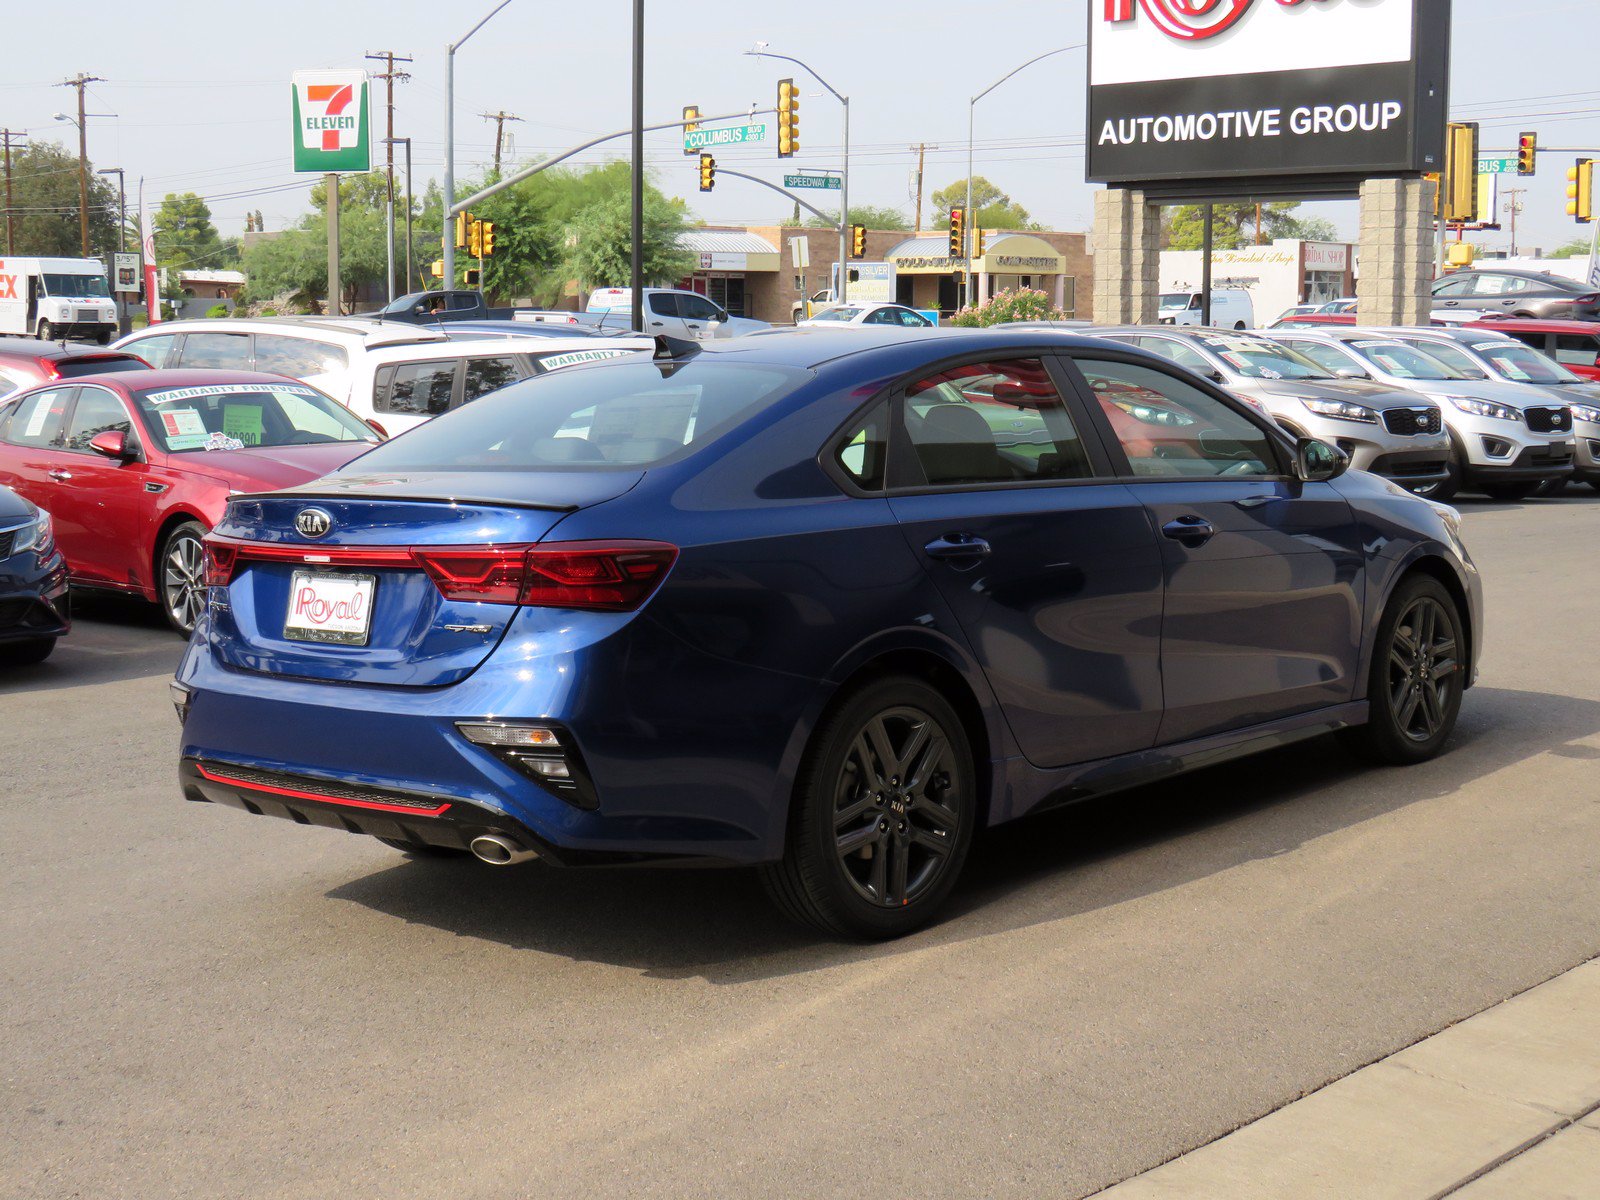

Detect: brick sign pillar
1093,187,1159,325
1357,176,1436,327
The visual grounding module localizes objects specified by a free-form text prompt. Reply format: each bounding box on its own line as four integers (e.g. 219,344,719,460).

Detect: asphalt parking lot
4,493,1600,1200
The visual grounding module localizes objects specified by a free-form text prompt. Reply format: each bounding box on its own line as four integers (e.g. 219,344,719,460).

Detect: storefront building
1158,239,1356,325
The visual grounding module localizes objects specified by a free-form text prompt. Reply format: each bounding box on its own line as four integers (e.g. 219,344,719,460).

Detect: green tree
242,170,398,310
1550,237,1593,260
5,141,119,258
561,185,695,292
930,177,1035,229
153,193,223,273
802,205,911,230
1162,201,1340,250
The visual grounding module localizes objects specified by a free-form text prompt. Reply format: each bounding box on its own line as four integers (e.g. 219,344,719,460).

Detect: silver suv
1092,327,1450,494
1268,327,1574,500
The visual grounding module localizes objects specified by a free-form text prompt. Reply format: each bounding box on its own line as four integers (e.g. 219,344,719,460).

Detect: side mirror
88,430,134,460
1208,370,1226,384
1295,437,1348,483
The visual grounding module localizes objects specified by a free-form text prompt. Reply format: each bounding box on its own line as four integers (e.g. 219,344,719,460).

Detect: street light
444,0,515,287
97,166,130,336
965,44,1083,307
744,46,850,303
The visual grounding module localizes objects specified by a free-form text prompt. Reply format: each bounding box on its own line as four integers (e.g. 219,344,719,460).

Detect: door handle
1161,515,1216,546
650,321,665,327
924,533,991,561
48,468,72,482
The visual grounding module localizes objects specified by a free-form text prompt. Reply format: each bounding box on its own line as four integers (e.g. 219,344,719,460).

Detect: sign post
291,70,371,314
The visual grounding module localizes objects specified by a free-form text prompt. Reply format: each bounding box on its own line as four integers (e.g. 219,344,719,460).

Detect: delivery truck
0,257,120,344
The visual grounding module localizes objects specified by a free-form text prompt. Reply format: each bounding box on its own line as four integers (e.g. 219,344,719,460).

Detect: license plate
284,571,376,646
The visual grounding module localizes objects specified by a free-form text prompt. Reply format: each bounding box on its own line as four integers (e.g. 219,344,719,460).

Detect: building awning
677,229,780,272
885,231,1068,275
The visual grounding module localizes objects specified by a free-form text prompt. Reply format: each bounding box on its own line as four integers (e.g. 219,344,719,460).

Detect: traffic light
682,105,700,157
699,153,716,192
480,221,496,256
1568,159,1595,223
467,217,483,258
850,224,866,258
777,78,799,158
948,207,965,259
1442,122,1479,224
1516,132,1537,177
430,259,444,279
974,228,987,259
464,268,481,287
454,210,469,250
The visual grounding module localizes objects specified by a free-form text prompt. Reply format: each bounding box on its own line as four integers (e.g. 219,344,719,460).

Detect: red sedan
0,369,380,634
0,338,152,399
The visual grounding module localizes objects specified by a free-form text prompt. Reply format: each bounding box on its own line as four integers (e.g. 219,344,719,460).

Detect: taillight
202,538,237,587
412,546,529,605
417,541,678,611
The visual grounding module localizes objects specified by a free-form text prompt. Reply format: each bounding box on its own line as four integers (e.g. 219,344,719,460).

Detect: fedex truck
0,257,120,344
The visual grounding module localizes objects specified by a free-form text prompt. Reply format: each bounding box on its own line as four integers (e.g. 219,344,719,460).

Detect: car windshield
810,307,862,322
1467,340,1578,384
41,273,110,298
1348,340,1467,381
1395,340,1489,379
1158,293,1195,309
1197,335,1332,379
347,359,807,473
131,382,379,454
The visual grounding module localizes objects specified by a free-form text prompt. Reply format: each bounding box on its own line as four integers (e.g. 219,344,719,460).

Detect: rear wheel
160,521,209,636
761,676,976,940
0,637,56,665
1340,575,1464,765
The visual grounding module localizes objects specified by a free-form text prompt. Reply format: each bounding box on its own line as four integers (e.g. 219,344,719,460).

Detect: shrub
205,303,231,319
948,287,1066,328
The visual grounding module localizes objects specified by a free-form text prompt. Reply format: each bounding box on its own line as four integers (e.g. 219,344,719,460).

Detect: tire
159,520,209,636
761,676,976,940
1536,476,1569,498
1424,442,1462,502
95,330,111,346
1339,574,1465,766
1233,321,1247,330
376,836,469,857
1483,482,1538,501
0,637,56,665
1589,481,1600,495
36,320,51,341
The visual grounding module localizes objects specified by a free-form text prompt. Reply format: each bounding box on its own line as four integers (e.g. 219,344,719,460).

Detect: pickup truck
363,290,505,324
520,288,770,341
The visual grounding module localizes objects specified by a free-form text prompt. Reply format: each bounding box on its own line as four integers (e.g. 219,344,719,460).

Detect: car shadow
326,685,1600,984
0,592,183,694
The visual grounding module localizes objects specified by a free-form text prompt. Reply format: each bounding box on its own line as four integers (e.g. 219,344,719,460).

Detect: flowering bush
948,287,1067,327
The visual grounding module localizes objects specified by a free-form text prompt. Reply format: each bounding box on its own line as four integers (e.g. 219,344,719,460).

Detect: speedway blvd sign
291,70,371,174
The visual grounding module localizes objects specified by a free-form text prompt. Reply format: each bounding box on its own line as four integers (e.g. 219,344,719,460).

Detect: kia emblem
295,507,334,539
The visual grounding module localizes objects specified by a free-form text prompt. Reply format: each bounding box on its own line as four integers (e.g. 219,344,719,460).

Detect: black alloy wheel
161,521,209,636
763,677,975,939
1341,576,1464,765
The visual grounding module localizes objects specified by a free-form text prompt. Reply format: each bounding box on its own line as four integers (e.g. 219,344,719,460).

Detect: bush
948,287,1066,328
259,305,278,317
205,303,230,319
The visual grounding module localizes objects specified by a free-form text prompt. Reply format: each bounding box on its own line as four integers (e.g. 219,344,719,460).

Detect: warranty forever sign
291,70,372,173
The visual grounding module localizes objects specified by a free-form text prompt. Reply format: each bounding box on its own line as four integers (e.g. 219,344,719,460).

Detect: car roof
679,325,1115,370
86,367,310,394
0,337,141,364
1466,317,1600,334
1446,268,1579,285
118,316,449,349
363,334,651,363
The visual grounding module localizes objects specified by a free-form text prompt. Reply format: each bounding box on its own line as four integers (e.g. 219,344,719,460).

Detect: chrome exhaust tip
469,834,537,866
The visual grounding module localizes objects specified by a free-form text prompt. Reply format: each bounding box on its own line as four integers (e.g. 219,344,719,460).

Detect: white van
1157,287,1255,330
0,257,119,343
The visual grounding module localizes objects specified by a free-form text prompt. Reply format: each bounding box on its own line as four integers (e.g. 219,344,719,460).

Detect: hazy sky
3,0,1596,254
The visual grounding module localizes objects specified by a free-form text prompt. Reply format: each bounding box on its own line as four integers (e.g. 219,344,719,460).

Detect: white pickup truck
519,288,770,340
0,257,120,343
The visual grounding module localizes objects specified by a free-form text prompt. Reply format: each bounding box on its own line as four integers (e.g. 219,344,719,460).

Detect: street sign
1478,155,1517,175
684,123,766,151
291,70,371,173
783,174,841,191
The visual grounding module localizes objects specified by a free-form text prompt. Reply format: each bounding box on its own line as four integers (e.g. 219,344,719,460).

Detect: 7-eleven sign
291,70,371,173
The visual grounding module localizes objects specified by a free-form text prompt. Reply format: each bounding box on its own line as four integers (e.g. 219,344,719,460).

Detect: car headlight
1443,395,1520,422
1110,399,1196,426
1569,404,1600,424
1299,397,1379,424
11,507,54,558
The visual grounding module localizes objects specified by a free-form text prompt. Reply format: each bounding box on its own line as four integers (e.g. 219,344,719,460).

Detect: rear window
349,359,805,473
52,355,154,379
254,334,348,378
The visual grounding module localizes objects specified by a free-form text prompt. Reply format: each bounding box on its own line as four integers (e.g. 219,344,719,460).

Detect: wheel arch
148,509,210,601
1375,551,1476,694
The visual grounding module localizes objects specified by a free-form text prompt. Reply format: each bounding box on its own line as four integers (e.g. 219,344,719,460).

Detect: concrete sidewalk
1092,957,1600,1199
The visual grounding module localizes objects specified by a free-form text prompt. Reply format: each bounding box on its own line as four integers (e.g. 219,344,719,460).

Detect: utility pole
56,73,104,256
480,110,524,173
1502,186,1526,256
909,142,937,232
365,50,411,304
0,129,25,255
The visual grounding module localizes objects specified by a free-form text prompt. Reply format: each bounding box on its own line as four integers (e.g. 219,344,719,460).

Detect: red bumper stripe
195,764,453,817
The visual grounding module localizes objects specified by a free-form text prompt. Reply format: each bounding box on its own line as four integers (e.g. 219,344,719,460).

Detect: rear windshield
132,382,379,453
348,359,805,473
53,355,154,379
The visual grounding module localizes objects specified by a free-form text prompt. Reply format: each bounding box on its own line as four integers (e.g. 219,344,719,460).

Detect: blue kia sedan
174,329,1482,938
0,484,68,663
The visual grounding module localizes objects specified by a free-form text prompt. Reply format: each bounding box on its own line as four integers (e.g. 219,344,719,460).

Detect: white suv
113,317,648,435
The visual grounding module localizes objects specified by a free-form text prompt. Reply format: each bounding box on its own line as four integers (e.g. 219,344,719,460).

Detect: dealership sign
291,70,371,174
1087,0,1450,186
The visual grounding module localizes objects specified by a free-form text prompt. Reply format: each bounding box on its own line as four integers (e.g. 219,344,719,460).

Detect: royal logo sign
291,70,371,174
1102,0,1331,42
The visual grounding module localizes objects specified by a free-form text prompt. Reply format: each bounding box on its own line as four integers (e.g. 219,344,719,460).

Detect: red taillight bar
203,535,677,612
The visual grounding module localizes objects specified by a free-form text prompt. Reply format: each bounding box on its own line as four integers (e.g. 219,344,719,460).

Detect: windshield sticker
159,409,207,440
1205,337,1274,353
202,431,245,452
222,405,264,446
145,383,318,404
538,349,637,371
1472,342,1524,352
23,400,52,438
1352,340,1404,349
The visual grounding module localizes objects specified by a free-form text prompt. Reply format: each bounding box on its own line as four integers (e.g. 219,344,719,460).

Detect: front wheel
1339,575,1464,765
0,637,56,665
95,330,111,346
761,677,976,940
160,521,209,636
36,320,51,341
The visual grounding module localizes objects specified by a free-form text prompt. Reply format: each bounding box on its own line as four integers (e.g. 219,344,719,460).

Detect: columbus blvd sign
1086,0,1451,187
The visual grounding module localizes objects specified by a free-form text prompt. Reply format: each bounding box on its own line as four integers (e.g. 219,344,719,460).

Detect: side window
831,398,889,492
176,332,251,369
125,332,177,368
448,293,479,311
1138,337,1213,374
461,356,523,405
647,292,681,318
1188,294,1202,310
1553,335,1599,367
864,307,898,325
901,358,1092,487
62,388,132,451
679,294,722,322
1075,358,1277,479
377,360,457,415
254,334,346,378
1433,275,1475,297
1469,274,1513,296
2,388,73,448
